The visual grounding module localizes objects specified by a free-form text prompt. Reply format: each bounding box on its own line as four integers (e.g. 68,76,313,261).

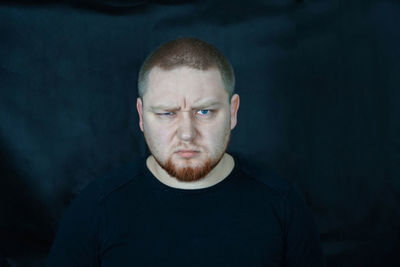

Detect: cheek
145,122,172,146
201,121,229,145
157,131,171,145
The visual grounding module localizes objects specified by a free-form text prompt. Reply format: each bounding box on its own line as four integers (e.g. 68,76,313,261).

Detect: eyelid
156,112,174,116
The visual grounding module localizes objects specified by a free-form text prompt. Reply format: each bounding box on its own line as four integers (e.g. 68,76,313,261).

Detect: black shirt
46,153,326,266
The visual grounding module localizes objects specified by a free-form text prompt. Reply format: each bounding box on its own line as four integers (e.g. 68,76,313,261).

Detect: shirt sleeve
46,182,102,267
283,184,326,267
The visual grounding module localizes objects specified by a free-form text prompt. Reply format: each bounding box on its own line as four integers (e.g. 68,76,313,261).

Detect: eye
157,112,174,117
197,109,212,116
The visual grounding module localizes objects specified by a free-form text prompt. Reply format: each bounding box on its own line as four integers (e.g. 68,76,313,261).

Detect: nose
177,112,197,142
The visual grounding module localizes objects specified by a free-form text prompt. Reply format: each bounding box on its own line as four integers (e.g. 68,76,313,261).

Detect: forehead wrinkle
146,67,226,109
150,99,223,111
192,98,222,107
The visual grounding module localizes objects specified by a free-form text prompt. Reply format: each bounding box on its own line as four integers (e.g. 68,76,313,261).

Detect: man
46,37,326,266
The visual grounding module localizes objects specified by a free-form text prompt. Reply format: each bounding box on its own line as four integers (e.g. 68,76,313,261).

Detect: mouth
177,150,200,158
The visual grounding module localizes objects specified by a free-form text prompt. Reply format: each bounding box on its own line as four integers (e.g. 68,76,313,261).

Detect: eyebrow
149,100,223,111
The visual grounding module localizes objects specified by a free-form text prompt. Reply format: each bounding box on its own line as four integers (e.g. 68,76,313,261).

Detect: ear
136,97,144,132
230,94,240,130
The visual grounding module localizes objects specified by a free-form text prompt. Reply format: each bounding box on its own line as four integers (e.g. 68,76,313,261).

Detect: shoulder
230,152,320,225
232,152,292,196
72,155,147,206
231,151,304,202
47,158,147,266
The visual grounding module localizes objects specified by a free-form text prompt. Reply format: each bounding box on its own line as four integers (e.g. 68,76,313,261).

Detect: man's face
136,66,239,182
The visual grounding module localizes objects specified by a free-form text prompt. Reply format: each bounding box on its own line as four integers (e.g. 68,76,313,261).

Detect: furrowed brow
192,100,222,109
150,100,222,111
149,105,180,111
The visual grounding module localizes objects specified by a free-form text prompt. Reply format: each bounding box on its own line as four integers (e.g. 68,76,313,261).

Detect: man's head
138,37,235,103
136,37,240,182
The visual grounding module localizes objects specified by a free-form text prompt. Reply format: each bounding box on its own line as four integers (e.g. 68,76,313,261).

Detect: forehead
144,66,227,105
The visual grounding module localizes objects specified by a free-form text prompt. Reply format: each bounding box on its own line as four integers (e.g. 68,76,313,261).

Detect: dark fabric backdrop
0,0,399,266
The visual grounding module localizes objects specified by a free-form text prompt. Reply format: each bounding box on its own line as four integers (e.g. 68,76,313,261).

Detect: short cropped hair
138,37,235,103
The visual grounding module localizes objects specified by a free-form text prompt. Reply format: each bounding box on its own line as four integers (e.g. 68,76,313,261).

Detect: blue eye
197,109,211,116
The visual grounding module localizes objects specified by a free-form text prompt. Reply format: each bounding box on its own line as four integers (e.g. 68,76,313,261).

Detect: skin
136,66,240,189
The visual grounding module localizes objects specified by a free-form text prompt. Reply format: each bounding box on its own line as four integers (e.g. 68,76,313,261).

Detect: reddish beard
151,153,220,182
163,156,216,182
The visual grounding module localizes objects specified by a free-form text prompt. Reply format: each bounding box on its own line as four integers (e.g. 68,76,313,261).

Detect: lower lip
178,151,199,158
